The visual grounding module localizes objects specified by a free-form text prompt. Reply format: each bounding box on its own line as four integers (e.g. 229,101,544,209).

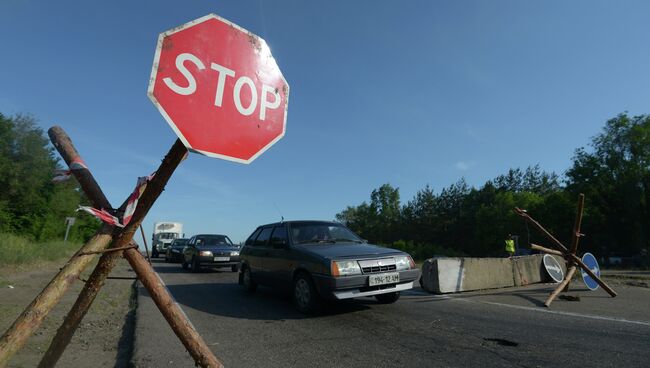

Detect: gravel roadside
0,258,137,368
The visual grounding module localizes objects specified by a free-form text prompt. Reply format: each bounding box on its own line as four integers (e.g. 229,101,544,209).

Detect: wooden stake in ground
513,194,617,308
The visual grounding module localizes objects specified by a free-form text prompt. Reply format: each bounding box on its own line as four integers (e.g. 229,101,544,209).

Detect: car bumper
197,255,240,267
311,268,420,300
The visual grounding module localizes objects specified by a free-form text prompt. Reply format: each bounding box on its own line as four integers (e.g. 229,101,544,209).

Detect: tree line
0,113,98,242
336,113,650,264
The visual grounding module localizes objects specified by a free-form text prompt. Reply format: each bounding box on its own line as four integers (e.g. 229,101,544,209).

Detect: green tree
566,113,650,257
0,113,99,241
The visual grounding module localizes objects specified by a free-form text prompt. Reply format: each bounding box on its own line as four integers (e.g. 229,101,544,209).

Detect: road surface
133,260,650,367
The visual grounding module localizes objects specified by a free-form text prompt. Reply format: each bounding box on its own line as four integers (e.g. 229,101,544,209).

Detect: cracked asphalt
133,259,650,367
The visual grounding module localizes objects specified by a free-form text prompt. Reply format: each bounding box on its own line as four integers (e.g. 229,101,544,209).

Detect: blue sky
1,1,649,244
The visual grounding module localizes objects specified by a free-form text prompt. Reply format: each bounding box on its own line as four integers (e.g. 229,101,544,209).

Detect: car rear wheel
241,266,257,292
293,273,320,314
375,291,400,304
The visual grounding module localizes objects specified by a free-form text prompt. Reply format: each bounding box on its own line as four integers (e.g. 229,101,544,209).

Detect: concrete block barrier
421,254,566,294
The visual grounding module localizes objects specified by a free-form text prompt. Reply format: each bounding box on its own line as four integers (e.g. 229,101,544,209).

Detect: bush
0,232,81,266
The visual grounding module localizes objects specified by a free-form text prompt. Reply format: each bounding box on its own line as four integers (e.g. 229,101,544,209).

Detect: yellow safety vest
505,239,515,253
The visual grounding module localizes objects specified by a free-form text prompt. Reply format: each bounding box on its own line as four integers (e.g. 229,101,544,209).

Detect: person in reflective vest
505,234,515,257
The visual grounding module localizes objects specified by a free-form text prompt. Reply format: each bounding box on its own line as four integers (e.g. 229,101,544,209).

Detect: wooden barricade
0,127,223,367
514,194,617,308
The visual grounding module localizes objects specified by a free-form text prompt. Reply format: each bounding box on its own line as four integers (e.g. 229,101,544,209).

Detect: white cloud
455,161,475,171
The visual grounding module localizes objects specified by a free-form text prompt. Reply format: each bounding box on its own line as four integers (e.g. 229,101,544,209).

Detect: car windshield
171,239,188,247
195,235,233,246
291,223,362,244
159,233,178,240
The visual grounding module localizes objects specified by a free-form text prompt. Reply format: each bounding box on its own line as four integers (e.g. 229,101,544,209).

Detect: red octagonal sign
148,14,290,164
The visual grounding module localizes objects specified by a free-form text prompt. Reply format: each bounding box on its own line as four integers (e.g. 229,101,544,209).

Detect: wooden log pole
35,127,130,368
110,139,222,367
514,207,569,253
531,243,565,257
564,194,585,292
544,266,577,307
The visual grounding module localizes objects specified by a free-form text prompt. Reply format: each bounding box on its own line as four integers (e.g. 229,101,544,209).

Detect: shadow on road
141,279,373,321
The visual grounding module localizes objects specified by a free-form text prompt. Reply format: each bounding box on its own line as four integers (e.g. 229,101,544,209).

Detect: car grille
361,264,397,274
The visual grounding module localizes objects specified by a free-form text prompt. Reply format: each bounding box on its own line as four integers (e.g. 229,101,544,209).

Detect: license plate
368,272,399,286
213,257,229,262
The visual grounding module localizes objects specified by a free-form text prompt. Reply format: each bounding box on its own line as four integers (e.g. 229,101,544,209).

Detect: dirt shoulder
0,258,136,368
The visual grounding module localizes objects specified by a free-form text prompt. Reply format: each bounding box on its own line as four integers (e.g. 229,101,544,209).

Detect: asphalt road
133,260,650,367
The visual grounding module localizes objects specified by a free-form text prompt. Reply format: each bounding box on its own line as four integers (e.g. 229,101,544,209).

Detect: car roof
193,234,229,237
257,220,340,228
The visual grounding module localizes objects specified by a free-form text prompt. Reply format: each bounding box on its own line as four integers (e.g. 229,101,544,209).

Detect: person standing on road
505,234,515,258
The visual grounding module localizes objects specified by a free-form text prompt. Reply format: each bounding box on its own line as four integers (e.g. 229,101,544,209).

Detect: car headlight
199,250,213,257
230,251,240,256
394,255,415,271
331,260,361,276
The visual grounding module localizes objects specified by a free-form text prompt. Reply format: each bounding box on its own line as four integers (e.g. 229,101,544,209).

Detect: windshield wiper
331,238,363,243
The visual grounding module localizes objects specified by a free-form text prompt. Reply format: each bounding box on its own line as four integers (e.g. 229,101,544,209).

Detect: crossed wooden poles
513,194,617,308
0,127,223,367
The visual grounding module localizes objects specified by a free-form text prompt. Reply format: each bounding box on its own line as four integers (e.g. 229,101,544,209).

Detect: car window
290,222,361,244
269,226,288,246
254,227,273,247
196,235,232,246
245,228,262,246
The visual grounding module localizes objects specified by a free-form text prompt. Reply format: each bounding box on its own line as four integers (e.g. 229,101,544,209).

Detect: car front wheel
241,266,257,292
293,273,319,314
375,292,400,304
191,257,201,273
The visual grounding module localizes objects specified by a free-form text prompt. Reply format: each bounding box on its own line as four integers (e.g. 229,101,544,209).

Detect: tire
152,250,159,258
293,273,320,314
165,253,170,263
241,266,257,293
191,257,201,273
231,264,238,272
181,259,189,270
375,292,400,304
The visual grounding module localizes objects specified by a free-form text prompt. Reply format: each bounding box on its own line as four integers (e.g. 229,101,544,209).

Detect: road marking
457,299,650,327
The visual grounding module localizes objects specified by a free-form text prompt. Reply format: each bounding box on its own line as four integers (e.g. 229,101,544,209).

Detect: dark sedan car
182,234,240,272
165,238,189,263
238,221,419,313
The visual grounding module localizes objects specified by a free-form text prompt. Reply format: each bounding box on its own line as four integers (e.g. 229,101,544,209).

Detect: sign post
63,217,75,243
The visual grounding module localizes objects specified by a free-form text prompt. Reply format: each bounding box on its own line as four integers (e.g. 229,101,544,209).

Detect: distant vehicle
182,234,240,272
165,238,189,263
152,222,183,258
238,220,420,313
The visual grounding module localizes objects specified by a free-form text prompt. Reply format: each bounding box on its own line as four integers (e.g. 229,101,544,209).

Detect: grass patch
0,233,81,266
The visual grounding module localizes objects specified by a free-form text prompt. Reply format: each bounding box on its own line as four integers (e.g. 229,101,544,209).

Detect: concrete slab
422,255,566,294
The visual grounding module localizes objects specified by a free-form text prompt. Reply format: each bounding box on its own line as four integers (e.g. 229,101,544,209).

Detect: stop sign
147,14,290,164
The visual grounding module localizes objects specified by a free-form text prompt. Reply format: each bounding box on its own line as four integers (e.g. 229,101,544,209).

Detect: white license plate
368,272,400,286
213,257,229,262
